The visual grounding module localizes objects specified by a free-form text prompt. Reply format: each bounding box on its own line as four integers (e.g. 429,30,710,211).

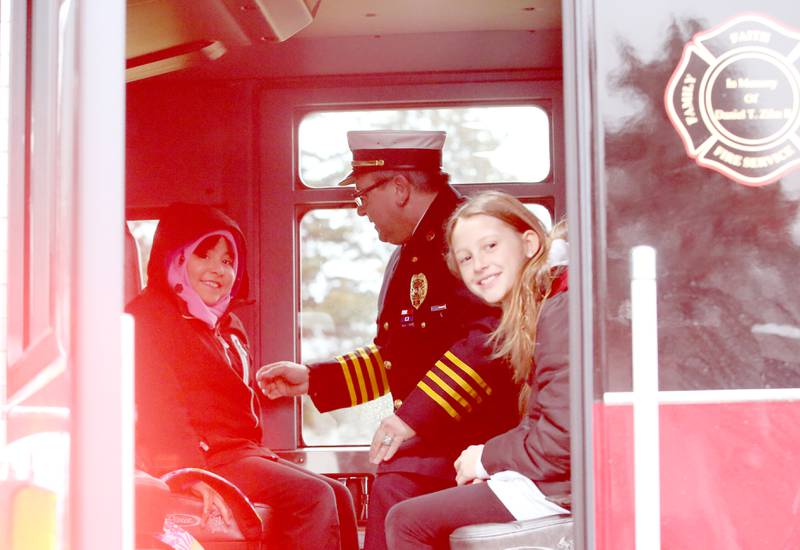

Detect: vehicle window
526,203,552,230
298,203,551,446
298,105,551,188
126,219,159,288
299,208,394,445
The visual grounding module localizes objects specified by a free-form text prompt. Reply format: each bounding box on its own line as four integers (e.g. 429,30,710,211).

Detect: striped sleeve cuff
335,344,391,406
415,349,493,421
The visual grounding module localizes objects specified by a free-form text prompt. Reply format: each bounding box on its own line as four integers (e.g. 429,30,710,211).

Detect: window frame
293,99,565,448
6,0,69,406
295,196,556,447
296,101,555,189
255,72,565,454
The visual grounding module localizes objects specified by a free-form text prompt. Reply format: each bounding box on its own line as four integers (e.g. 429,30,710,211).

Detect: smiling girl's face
187,236,236,306
451,214,539,305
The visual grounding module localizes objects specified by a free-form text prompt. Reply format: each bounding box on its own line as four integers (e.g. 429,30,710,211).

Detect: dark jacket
130,204,273,476
307,186,519,479
481,276,571,503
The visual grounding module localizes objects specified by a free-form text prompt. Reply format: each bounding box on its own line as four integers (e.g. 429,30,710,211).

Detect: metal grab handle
630,246,661,550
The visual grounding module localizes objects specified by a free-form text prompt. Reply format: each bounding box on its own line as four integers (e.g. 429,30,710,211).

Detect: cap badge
352,159,385,167
410,273,428,310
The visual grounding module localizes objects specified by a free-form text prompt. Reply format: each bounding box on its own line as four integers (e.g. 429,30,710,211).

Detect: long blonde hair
445,191,566,411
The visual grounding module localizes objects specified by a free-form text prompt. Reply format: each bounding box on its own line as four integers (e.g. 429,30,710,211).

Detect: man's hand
369,414,416,464
189,481,233,528
454,444,486,486
256,362,310,398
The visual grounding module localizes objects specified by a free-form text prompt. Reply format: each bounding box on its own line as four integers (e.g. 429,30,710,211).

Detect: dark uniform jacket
308,186,519,479
481,272,571,504
129,204,274,476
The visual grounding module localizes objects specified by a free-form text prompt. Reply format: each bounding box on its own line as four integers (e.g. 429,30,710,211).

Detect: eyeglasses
352,178,390,208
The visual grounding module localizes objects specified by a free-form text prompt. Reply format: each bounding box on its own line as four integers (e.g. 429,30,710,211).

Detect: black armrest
160,468,264,540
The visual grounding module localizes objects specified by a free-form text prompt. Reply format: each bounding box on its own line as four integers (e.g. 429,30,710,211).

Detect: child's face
451,214,538,305
187,237,236,306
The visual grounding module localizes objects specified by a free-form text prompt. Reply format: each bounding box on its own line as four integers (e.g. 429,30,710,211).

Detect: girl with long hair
385,191,570,549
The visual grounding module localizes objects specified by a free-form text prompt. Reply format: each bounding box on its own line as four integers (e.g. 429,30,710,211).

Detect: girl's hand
454,444,486,485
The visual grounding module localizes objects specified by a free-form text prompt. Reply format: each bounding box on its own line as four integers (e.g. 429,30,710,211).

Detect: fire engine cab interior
125,0,568,548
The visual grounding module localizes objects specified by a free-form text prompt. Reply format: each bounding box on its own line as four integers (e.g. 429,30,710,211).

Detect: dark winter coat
129,203,274,476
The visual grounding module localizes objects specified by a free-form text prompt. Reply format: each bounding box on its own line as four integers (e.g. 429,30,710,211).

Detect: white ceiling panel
297,0,561,38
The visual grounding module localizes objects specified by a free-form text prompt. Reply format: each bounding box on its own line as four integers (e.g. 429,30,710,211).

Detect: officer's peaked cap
338,130,446,186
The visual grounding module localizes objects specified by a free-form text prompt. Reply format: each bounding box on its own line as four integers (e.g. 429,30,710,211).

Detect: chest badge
410,273,428,310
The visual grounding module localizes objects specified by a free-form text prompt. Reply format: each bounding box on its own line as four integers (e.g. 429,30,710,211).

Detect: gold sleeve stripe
336,356,358,407
426,371,473,412
444,350,492,396
370,344,390,395
357,347,381,400
417,380,461,420
435,360,482,403
347,352,369,404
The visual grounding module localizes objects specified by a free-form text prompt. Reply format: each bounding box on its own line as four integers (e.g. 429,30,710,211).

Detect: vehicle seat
449,514,573,550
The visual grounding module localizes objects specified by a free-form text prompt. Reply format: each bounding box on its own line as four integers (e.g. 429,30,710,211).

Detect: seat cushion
449,514,573,550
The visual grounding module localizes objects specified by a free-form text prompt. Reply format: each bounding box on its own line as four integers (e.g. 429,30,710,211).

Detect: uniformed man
257,130,518,550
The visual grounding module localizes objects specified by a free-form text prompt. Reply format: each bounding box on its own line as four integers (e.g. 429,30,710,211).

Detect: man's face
354,173,407,244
